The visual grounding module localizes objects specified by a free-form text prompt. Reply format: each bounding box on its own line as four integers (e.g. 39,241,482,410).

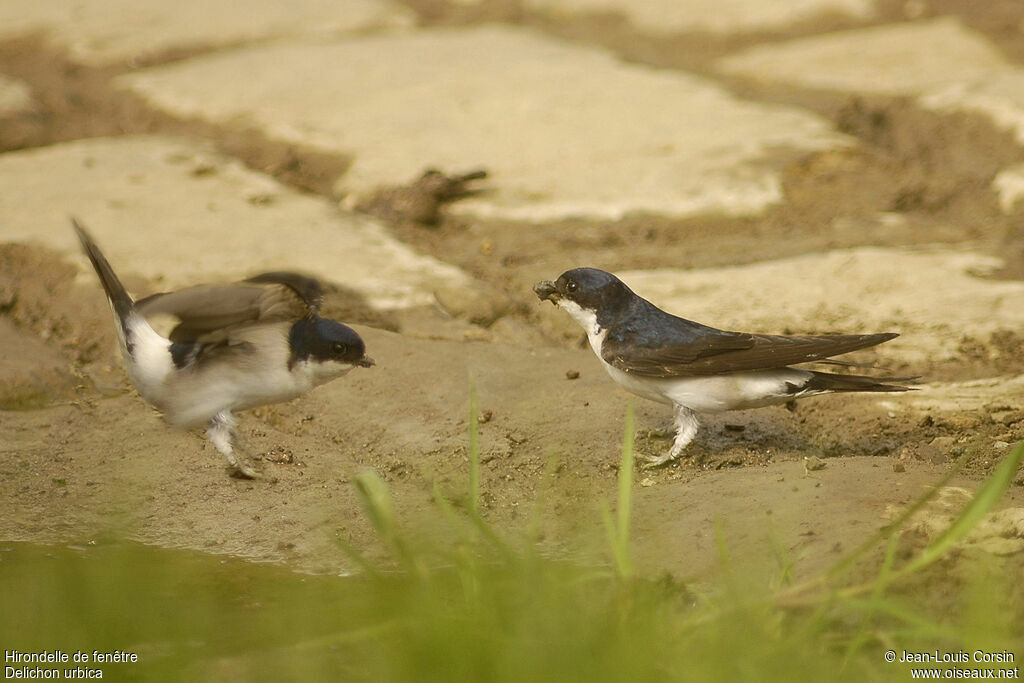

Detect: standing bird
73,219,374,478
534,267,913,467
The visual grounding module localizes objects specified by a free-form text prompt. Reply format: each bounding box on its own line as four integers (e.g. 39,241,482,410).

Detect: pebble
803,456,827,473
919,436,957,464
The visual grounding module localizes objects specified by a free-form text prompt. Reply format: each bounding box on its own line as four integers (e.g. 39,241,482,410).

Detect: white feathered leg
206,411,258,479
641,405,700,468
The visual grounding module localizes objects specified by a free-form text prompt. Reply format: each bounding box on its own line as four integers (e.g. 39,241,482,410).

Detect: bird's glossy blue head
534,267,633,314
289,317,374,368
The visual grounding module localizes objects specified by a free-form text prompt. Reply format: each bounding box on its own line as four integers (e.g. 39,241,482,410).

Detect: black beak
533,280,558,302
357,356,375,368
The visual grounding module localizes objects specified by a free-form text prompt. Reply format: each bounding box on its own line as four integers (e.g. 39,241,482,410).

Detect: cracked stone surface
719,17,1024,147
921,71,1024,145
718,17,1024,234
618,245,1024,364
994,163,1024,213
717,18,1006,95
0,0,414,66
0,135,473,311
118,26,847,221
526,0,875,34
0,74,34,115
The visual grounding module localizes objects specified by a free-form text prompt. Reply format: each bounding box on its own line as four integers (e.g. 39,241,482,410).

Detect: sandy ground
3,1,1024,583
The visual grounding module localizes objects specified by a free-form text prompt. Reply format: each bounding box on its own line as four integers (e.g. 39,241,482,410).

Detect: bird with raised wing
73,219,374,478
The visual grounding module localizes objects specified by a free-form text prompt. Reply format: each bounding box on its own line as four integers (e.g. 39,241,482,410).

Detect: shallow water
0,541,375,679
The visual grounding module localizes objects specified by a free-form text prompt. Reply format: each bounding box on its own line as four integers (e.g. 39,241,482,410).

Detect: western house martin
73,219,374,478
534,267,914,467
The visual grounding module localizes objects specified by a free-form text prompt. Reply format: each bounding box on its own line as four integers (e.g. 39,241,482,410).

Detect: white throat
298,359,356,388
556,299,606,353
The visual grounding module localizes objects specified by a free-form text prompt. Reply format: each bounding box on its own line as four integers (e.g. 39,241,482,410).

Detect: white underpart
162,326,354,428
114,310,354,475
555,297,817,411
206,411,257,478
556,298,603,340
180,355,352,477
206,410,238,462
121,312,174,407
603,363,817,412
556,297,822,463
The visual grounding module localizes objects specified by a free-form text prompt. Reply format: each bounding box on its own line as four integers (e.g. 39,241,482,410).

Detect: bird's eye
565,281,578,293
332,343,347,355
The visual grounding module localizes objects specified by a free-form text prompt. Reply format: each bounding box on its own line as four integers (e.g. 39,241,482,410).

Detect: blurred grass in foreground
1,406,1022,681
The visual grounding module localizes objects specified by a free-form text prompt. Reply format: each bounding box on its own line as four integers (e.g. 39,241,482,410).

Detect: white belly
122,313,175,406
163,360,312,427
560,298,817,413
602,361,814,412
151,325,353,428
120,314,356,428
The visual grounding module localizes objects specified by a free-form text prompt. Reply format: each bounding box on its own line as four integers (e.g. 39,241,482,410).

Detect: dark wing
603,330,898,378
245,272,323,313
137,272,321,344
167,321,293,371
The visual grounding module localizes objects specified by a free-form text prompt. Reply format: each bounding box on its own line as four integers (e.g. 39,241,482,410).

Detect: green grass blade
525,454,563,546
781,440,986,607
354,469,397,545
354,469,423,576
891,439,1024,580
602,404,637,579
840,531,901,669
825,448,970,583
468,379,481,517
617,403,636,578
331,534,381,580
600,502,622,574
618,403,635,554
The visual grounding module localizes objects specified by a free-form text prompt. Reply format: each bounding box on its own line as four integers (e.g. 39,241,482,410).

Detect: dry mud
2,0,1024,582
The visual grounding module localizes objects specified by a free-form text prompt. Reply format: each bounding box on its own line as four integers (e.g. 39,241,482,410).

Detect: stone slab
0,136,473,311
617,246,1024,364
717,17,1006,95
920,71,1024,145
526,0,875,34
0,0,413,66
0,74,35,115
633,456,1002,582
118,26,847,221
719,18,1024,206
0,319,76,409
994,163,1024,214
894,485,1024,557
905,375,1024,414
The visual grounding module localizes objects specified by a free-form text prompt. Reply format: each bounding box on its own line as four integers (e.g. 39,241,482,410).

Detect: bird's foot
208,411,261,480
221,445,261,479
639,451,680,470
636,407,701,469
228,460,261,480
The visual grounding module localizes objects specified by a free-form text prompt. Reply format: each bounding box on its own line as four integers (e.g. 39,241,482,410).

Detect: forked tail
71,218,136,351
805,371,918,393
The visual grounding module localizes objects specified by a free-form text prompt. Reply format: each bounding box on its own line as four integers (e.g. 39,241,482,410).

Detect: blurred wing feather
137,272,320,343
